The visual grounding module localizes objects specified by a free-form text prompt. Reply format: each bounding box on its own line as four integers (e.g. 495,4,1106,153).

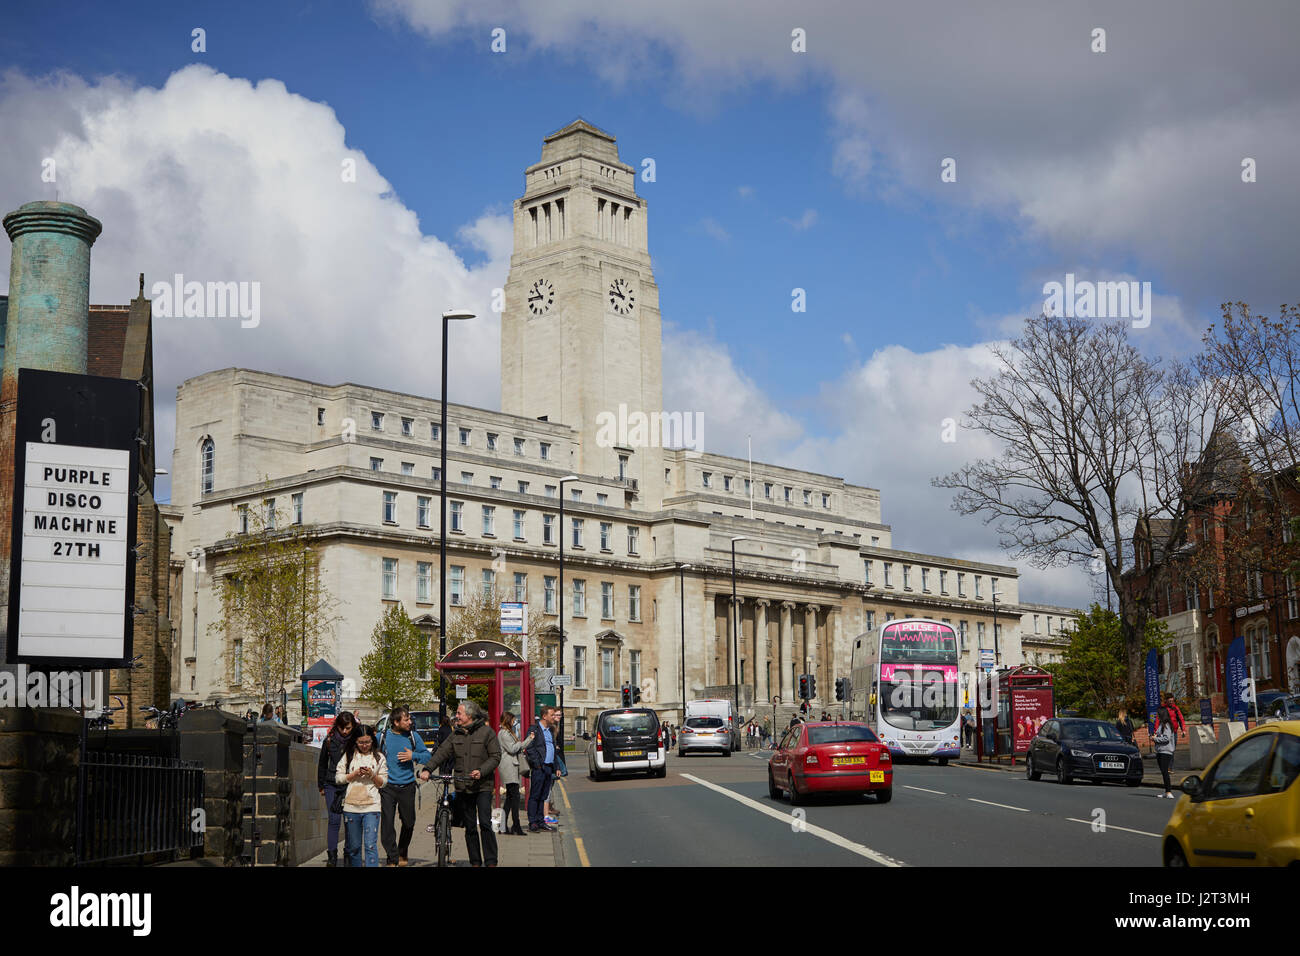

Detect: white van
685,699,739,752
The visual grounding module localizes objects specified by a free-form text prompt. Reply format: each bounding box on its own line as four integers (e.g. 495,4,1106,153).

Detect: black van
588,708,667,780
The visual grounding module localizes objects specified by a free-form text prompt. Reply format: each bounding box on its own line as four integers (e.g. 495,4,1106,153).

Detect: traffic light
798,674,810,700
835,677,845,702
631,684,642,704
808,674,817,700
621,684,631,706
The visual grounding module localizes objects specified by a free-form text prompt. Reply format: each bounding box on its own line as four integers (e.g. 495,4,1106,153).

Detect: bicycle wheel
435,807,452,867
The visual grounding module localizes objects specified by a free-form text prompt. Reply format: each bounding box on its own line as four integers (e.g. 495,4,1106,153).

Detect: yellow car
1163,721,1300,866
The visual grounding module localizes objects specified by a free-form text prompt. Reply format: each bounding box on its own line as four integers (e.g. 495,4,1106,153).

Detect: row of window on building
380,559,643,621
1149,572,1299,621
702,470,833,509
348,409,557,461
864,561,1005,604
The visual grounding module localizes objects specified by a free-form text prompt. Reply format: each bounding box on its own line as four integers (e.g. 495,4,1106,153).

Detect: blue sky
2,0,1297,609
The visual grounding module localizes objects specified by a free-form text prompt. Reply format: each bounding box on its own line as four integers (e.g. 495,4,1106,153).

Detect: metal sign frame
7,369,140,668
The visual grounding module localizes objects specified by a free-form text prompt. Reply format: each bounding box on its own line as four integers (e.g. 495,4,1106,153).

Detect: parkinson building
166,120,1026,729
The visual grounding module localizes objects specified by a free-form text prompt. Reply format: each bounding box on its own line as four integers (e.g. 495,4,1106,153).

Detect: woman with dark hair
1152,706,1177,798
336,724,387,867
317,710,357,866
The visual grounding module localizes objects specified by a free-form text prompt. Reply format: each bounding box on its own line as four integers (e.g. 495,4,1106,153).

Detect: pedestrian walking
1162,693,1187,737
258,703,277,724
426,701,502,866
336,723,387,867
799,699,809,716
378,705,437,867
275,704,288,725
1152,705,1177,798
1115,707,1135,745
496,711,534,837
525,705,559,832
317,710,358,867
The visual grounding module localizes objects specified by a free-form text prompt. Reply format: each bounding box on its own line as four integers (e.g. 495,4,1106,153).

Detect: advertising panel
1145,647,1161,734
1011,687,1053,753
1226,636,1248,723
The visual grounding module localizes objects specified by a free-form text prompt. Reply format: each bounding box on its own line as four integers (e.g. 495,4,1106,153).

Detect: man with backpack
378,705,437,867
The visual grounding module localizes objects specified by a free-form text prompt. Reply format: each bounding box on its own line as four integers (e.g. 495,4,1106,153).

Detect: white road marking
679,773,907,867
968,798,1029,812
904,785,946,795
1065,818,1162,838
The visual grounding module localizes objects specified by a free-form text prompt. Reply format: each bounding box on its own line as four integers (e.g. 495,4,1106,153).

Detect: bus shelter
975,664,1054,763
435,640,533,808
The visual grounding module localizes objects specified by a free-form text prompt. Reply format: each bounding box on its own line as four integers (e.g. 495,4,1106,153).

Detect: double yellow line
554,779,590,867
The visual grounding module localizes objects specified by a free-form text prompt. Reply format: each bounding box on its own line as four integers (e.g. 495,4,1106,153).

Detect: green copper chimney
2,201,103,389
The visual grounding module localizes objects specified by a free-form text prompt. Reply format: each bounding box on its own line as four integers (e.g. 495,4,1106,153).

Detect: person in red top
1162,693,1187,736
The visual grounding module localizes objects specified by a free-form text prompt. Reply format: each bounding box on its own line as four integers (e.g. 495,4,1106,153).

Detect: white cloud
780,208,818,232
696,217,731,242
662,324,804,459
0,66,511,504
736,185,754,199
376,0,1300,307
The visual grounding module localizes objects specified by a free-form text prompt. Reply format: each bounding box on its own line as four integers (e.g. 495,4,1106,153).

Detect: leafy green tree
358,603,433,712
211,493,337,708
1050,603,1171,718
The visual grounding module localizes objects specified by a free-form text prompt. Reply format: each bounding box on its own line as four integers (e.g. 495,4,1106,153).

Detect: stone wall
242,722,325,866
177,708,246,865
0,708,81,866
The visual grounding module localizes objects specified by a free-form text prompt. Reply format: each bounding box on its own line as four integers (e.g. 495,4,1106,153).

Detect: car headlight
1070,749,1091,758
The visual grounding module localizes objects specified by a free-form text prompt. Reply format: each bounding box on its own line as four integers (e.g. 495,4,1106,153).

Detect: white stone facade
166,121,1039,731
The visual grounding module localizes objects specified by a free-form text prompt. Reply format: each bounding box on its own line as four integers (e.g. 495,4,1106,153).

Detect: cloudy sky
2,0,1296,610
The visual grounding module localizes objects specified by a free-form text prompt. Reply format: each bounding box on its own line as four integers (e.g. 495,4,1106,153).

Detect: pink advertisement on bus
881,663,959,682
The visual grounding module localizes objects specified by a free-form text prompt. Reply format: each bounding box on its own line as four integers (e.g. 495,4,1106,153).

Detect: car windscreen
601,712,657,735
685,717,724,728
808,725,878,745
1060,720,1123,742
411,713,439,734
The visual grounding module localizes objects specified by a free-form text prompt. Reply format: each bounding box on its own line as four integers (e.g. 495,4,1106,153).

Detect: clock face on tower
608,278,635,315
527,278,555,315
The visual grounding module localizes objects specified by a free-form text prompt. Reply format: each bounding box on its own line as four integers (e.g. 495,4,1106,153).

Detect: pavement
302,780,566,867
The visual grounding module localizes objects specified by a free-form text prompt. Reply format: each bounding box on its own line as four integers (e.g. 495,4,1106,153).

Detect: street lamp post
557,474,580,749
437,309,475,723
678,563,691,714
730,536,748,716
992,589,1001,666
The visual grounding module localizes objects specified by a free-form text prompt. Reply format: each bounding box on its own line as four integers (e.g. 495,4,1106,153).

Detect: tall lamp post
437,309,475,723
991,588,1001,666
730,536,748,716
678,563,691,714
557,474,580,749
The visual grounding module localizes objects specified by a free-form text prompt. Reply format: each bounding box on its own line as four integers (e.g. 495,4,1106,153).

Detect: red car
768,721,893,804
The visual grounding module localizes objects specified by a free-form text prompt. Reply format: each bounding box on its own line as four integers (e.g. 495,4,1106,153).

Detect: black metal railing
76,751,205,865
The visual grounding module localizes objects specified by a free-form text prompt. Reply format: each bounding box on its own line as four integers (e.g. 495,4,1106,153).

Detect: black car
1026,718,1143,786
588,708,667,780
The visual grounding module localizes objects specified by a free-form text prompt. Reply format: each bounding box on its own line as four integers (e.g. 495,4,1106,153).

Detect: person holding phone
337,724,387,866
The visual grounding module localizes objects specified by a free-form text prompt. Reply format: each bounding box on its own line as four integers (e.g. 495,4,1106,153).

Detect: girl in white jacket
336,725,388,866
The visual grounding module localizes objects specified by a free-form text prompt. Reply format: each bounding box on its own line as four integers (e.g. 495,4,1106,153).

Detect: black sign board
441,640,523,664
7,368,140,667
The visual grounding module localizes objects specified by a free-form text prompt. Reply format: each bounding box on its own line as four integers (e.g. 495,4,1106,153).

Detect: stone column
780,602,795,699
804,605,821,700
755,599,770,705
727,595,743,695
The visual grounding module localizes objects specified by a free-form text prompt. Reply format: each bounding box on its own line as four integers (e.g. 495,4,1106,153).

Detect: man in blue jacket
524,705,558,832
379,705,436,866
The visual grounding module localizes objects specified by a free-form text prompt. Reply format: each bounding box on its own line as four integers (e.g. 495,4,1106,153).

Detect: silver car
678,716,732,757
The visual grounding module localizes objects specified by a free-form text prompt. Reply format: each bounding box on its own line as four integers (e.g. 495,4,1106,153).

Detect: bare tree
934,315,1224,689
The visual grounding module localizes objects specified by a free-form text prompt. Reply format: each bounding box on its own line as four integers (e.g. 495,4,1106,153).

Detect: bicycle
428,773,473,868
87,696,125,731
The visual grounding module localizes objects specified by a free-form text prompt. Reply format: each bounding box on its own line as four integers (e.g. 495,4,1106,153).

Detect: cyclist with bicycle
424,700,501,867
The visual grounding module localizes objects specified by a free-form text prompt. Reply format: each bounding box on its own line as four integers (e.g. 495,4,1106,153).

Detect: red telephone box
436,640,534,810
1007,665,1054,758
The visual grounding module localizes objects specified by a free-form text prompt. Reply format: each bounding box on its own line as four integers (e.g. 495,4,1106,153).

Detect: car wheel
876,787,893,804
938,757,949,766
1026,754,1041,781
768,768,781,800
1056,757,1072,785
678,750,685,759
1164,840,1188,868
722,748,731,758
653,765,667,779
788,773,803,806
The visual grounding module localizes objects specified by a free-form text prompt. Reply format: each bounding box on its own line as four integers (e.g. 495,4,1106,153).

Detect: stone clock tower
500,120,665,506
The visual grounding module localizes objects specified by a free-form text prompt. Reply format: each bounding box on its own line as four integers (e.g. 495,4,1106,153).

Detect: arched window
200,438,215,495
